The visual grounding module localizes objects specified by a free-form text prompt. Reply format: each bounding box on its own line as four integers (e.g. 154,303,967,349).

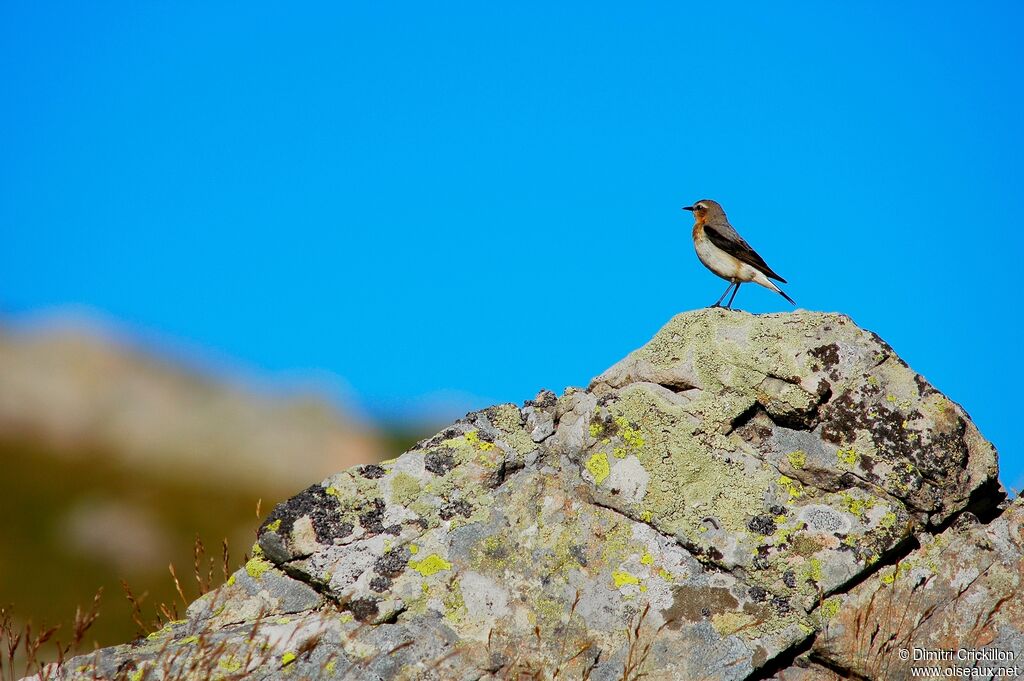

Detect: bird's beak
682,206,695,212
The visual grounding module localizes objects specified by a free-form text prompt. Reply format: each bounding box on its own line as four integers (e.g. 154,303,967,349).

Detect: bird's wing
703,224,788,283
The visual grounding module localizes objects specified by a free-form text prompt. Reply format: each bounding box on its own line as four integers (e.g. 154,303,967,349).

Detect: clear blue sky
2,3,1022,489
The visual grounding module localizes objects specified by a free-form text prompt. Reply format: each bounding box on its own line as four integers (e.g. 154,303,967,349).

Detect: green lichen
442,581,466,623
226,573,236,586
390,472,422,506
711,612,756,636
837,448,860,467
245,556,273,580
585,453,610,484
819,597,842,620
218,655,242,673
786,450,807,469
177,635,199,645
839,491,875,518
879,511,898,529
640,551,654,565
610,385,773,545
281,651,297,667
409,553,452,576
265,518,281,532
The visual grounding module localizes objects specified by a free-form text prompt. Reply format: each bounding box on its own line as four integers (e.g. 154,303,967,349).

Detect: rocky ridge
46,309,1020,680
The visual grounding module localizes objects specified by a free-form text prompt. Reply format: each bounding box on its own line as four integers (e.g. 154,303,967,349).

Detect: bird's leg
725,283,741,310
711,282,734,308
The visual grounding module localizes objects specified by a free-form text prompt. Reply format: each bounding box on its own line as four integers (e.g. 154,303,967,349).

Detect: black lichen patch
439,498,473,520
771,596,791,614
374,548,410,578
748,585,769,603
348,598,379,623
782,570,796,589
569,544,589,567
358,498,387,535
808,344,840,371
369,575,392,593
425,448,456,476
589,413,623,439
261,485,352,544
359,465,386,479
423,427,462,448
821,380,970,507
747,514,778,535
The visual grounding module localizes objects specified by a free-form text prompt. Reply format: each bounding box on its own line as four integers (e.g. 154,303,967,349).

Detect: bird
682,199,795,309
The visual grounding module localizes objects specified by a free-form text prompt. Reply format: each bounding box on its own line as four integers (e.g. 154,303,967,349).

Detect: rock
43,309,1013,681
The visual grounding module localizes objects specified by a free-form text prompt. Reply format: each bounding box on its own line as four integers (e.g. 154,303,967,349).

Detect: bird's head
682,199,725,223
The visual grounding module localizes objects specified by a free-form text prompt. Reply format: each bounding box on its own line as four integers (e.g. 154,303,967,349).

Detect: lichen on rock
46,309,1014,681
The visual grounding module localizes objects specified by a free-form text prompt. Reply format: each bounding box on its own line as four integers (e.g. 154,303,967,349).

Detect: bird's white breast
693,227,775,290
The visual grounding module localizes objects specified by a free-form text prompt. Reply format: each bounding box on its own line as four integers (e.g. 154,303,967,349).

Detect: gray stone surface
39,310,1017,681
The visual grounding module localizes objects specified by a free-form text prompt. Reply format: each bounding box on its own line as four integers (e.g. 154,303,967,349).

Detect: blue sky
2,3,1022,489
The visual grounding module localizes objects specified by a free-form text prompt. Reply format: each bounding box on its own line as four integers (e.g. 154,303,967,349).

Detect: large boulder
46,310,1015,681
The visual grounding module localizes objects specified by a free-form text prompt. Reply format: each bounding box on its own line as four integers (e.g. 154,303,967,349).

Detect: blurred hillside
0,321,414,653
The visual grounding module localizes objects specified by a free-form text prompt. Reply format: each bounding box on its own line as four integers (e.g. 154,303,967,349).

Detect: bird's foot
709,303,722,309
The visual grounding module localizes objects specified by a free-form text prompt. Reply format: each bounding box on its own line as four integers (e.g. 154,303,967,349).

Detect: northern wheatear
683,199,795,309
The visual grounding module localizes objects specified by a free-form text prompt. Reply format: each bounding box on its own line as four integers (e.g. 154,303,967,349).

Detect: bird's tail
764,278,796,306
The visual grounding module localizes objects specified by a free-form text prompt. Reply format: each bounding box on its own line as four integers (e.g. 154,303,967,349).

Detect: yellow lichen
786,450,807,469
585,453,610,484
464,430,496,451
819,597,842,620
640,551,654,565
615,417,646,449
245,556,272,580
612,570,641,588
281,651,297,667
836,448,860,467
778,475,803,500
804,557,823,583
409,554,452,576
839,491,875,518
